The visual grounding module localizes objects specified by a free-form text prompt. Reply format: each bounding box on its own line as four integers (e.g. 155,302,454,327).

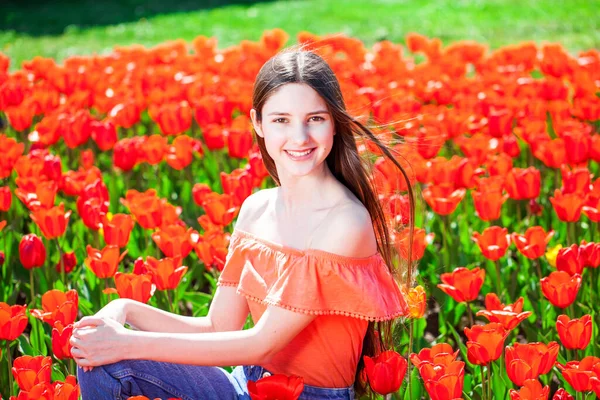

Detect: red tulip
422,183,466,215
11,355,52,391
0,303,28,341
438,267,485,303
464,323,509,365
19,233,46,269
227,129,254,159
533,138,567,168
0,185,11,211
85,244,127,279
151,224,197,259
145,256,188,291
30,289,78,327
393,227,434,262
55,251,77,274
410,343,459,368
505,342,560,386
556,356,600,392
471,188,508,221
556,244,584,275
30,203,71,239
101,213,135,248
202,192,238,226
579,240,600,268
556,314,593,350
509,379,549,400
419,360,465,400
540,271,582,308
52,321,73,359
165,135,200,170
76,195,109,230
104,272,155,304
560,165,592,195
512,227,555,259
151,101,192,136
247,373,304,400
476,293,532,330
563,129,591,165
89,119,118,151
471,226,511,261
505,167,541,200
113,137,143,171
192,183,213,207
363,350,408,395
549,189,586,222
552,388,574,400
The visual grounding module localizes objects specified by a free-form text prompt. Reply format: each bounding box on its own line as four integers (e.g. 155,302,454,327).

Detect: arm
119,189,265,333
120,286,249,334
124,305,317,366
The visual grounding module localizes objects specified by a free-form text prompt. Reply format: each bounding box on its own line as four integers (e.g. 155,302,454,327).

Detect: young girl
73,48,416,400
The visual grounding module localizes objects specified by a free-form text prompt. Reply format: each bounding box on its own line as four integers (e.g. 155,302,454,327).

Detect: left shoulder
314,202,378,258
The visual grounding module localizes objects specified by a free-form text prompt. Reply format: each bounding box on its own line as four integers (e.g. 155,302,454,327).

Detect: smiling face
250,83,335,180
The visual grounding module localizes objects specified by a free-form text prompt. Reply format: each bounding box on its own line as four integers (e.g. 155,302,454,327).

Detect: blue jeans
77,360,356,400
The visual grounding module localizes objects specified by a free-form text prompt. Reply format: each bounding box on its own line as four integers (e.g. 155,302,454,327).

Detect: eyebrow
266,110,329,116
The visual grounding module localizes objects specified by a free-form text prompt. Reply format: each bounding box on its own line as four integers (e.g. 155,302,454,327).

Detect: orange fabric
217,228,408,388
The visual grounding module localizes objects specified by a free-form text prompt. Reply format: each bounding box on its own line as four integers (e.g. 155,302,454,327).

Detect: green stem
534,258,543,281
567,221,574,245
407,319,414,400
480,366,486,400
466,302,474,327
487,364,491,400
56,239,65,287
441,215,452,271
494,259,503,297
164,290,174,313
30,268,35,306
6,340,13,397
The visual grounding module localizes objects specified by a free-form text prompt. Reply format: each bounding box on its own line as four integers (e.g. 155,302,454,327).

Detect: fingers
71,347,84,358
76,357,92,367
74,316,105,329
69,334,80,347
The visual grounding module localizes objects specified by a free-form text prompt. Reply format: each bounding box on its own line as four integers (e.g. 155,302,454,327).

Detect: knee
77,362,126,388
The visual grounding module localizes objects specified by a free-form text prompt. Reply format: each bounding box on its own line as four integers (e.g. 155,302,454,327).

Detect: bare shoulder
234,188,274,231
314,201,378,258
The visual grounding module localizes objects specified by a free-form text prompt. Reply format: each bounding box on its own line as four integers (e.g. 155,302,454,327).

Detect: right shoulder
234,188,275,231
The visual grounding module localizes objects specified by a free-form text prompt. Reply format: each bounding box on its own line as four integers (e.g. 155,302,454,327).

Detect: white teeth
287,149,313,156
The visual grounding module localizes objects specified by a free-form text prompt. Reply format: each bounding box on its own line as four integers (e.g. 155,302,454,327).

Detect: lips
284,148,316,159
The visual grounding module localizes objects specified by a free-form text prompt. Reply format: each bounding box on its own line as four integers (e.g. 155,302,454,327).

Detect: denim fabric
77,361,355,400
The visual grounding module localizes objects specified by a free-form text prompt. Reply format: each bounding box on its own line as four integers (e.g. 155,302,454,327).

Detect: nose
290,122,311,145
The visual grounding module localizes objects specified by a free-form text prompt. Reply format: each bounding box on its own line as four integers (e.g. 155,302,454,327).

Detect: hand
74,300,129,372
93,298,129,326
70,316,129,369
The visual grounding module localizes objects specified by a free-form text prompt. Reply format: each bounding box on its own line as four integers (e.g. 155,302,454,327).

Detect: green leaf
446,321,472,369
51,363,66,382
28,316,48,356
17,335,34,356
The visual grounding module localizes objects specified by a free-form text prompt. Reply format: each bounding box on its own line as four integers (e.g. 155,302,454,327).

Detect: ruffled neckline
231,228,383,265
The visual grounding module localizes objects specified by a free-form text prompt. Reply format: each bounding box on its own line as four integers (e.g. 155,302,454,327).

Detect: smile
285,148,316,160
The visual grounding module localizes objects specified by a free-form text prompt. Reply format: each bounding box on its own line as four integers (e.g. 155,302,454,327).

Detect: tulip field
0,26,600,400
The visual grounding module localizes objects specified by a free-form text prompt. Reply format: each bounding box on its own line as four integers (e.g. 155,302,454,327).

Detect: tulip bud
19,234,46,269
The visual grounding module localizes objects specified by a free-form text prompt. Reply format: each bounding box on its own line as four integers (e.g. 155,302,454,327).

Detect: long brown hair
251,47,417,398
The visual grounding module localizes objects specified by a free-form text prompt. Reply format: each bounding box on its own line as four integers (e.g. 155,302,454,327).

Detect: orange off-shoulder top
216,228,408,388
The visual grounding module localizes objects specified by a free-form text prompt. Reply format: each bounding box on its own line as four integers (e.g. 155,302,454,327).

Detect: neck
275,164,339,215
